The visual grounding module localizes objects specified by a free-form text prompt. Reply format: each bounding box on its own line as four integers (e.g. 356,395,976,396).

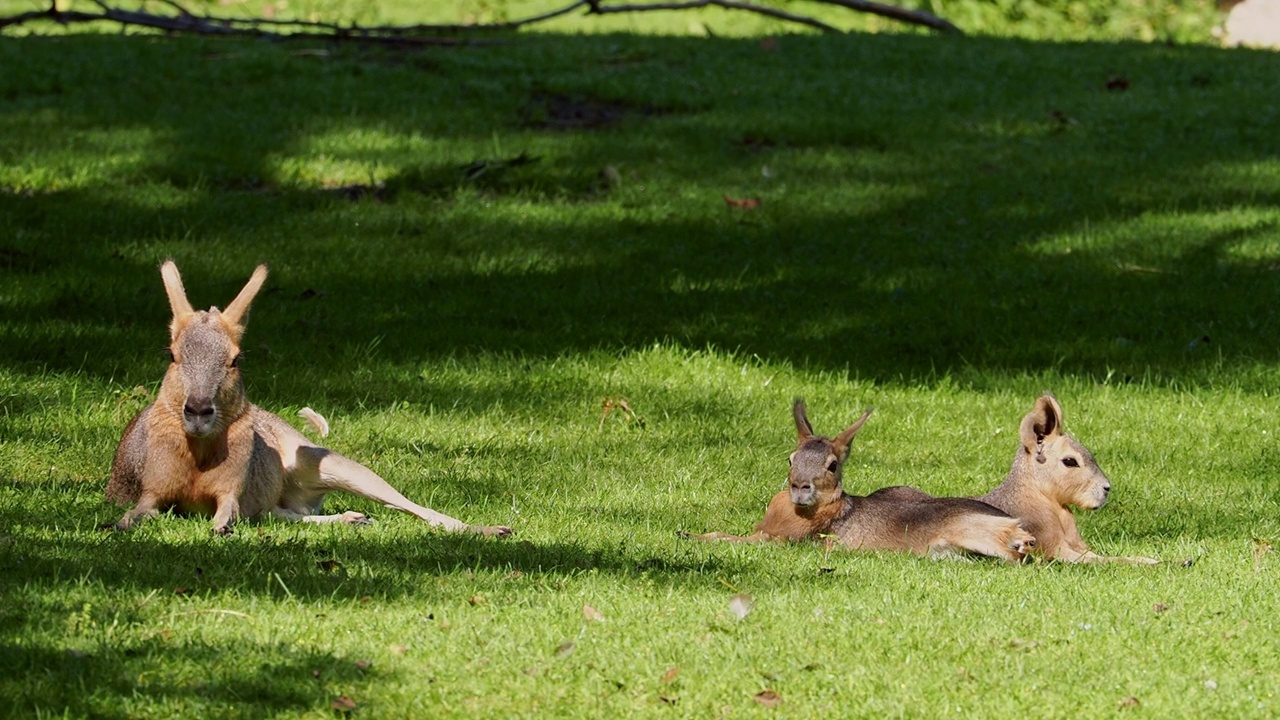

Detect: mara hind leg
934,515,1035,563
679,530,772,543
1055,546,1160,565
1054,515,1159,565
107,405,151,506
295,446,512,537
270,506,371,525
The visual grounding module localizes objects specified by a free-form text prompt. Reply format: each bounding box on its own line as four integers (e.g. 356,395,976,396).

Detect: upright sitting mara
106,261,511,537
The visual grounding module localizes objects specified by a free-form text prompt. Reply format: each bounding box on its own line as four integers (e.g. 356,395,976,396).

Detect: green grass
2,25,1280,719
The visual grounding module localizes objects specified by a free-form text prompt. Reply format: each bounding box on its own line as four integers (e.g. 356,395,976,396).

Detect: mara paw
1121,555,1160,565
1009,529,1036,557
341,511,371,525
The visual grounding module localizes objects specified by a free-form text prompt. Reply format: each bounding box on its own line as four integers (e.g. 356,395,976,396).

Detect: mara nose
184,399,215,421
1103,483,1112,495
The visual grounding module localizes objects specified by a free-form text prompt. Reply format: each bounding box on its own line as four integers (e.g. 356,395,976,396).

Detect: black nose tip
184,402,215,420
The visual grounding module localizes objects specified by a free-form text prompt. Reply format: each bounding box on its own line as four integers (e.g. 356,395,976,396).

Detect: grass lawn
1,18,1280,719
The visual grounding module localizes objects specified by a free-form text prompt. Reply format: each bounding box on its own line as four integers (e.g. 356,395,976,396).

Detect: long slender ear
160,261,193,319
1020,393,1063,455
222,265,268,327
792,400,814,441
160,261,194,340
833,408,873,459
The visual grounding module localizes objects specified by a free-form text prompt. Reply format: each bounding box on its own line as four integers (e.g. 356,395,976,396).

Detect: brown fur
687,402,1035,563
869,395,1156,564
105,261,512,538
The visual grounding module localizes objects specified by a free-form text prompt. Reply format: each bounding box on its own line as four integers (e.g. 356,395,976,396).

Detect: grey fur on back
107,405,150,505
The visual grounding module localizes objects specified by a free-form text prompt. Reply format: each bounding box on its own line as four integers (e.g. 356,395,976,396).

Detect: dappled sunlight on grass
0,115,171,191
1,30,1279,717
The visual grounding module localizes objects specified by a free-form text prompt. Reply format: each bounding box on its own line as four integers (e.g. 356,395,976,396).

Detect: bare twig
587,0,840,33
1,0,961,39
810,0,961,33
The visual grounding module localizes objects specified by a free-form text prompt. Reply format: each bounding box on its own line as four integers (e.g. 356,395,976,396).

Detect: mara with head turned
686,401,1035,563
870,395,1155,564
105,261,511,538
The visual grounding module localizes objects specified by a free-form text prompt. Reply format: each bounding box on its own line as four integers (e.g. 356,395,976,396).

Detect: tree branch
0,0,962,39
587,0,840,33
810,0,960,33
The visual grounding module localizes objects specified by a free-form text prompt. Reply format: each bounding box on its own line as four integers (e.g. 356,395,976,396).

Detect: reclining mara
869,395,1155,564
687,402,1035,563
105,261,512,538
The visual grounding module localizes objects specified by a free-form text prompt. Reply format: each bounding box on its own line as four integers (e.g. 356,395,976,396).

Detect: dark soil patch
521,91,669,131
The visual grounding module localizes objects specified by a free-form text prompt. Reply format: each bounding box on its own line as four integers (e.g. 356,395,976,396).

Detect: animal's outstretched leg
297,446,511,537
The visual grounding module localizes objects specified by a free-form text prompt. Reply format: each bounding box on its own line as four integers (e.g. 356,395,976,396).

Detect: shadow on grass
1,33,1279,396
0,638,372,719
0,508,734,601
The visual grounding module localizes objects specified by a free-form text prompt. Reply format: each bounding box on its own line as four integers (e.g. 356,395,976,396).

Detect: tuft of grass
1,28,1279,718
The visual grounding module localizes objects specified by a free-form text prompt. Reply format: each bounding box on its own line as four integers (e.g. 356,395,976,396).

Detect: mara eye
826,460,838,473
787,456,793,466
1062,457,1080,468
230,353,243,369
164,348,175,363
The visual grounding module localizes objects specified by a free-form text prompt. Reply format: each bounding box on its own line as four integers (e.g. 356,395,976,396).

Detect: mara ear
1019,393,1064,456
160,260,194,319
160,260,194,340
792,399,814,441
833,408,873,460
222,264,268,327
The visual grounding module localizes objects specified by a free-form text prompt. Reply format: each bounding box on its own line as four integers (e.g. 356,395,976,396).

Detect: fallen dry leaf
583,604,605,622
659,695,678,705
728,593,753,620
660,666,680,684
724,195,762,210
316,559,343,573
733,134,775,151
331,695,357,711
389,643,407,656
354,659,371,670
1106,76,1131,91
1118,695,1140,709
754,689,782,708
467,595,486,606
555,641,576,659
1253,537,1272,572
759,37,777,51
599,397,642,429
1050,110,1079,129
1153,603,1168,615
